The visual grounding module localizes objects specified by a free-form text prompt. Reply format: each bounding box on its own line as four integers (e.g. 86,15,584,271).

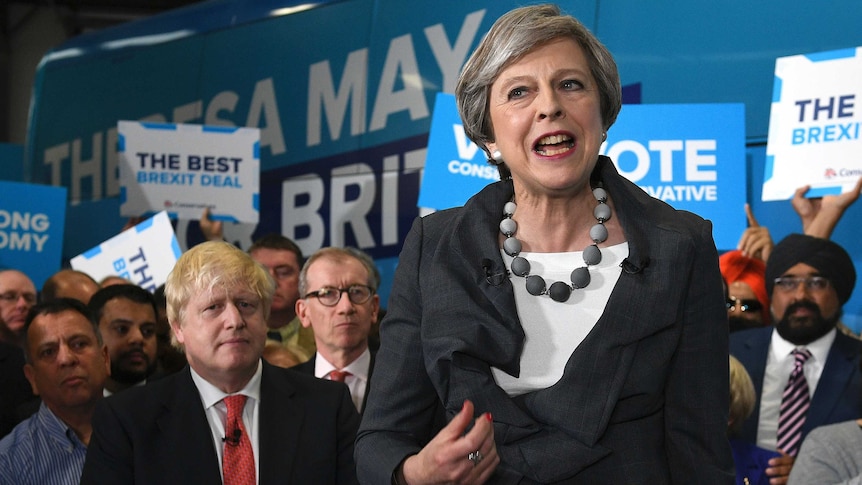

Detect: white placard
118,121,260,222
763,47,862,201
70,211,181,292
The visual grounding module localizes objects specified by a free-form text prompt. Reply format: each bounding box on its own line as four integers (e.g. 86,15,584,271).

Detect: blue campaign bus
24,0,862,325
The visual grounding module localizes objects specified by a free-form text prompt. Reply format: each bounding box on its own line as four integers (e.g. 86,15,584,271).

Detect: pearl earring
488,150,503,165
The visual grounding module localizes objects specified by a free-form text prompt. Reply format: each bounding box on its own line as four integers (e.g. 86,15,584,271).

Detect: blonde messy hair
165,241,275,328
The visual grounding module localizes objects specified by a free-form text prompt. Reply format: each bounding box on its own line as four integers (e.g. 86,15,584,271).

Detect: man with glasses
0,269,37,347
294,247,379,414
730,233,861,482
247,234,316,362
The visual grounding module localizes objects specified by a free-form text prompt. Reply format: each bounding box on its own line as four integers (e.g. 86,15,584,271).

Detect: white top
190,361,263,484
756,328,836,451
314,348,371,412
492,242,628,396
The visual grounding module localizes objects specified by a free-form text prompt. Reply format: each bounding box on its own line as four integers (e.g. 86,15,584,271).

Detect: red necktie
223,395,255,485
777,348,812,456
328,370,352,382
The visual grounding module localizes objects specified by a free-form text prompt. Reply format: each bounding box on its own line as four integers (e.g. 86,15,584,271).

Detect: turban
765,234,857,305
719,250,769,325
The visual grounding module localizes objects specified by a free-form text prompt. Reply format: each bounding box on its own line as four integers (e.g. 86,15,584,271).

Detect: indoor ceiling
6,0,205,34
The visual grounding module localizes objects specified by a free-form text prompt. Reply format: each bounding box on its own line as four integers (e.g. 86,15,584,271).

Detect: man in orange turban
720,250,770,331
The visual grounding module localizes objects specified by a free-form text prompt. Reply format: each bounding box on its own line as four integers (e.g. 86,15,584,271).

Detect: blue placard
418,93,499,210
0,181,67,288
600,104,747,250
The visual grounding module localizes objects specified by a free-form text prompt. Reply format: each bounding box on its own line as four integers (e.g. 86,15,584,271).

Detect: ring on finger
467,449,483,466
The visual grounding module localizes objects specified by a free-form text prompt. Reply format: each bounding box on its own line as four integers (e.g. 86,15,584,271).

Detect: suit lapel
806,332,860,434
738,328,771,443
360,351,375,414
258,362,301,485
157,368,222,483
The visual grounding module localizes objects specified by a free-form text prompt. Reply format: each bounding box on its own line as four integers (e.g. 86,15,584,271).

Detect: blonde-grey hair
165,241,275,327
455,4,621,160
728,355,756,436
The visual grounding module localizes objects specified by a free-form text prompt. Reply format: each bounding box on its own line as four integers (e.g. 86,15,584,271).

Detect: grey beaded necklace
499,186,612,302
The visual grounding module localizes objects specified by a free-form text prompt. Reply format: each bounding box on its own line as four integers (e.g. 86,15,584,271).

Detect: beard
774,300,841,345
729,316,764,333
110,351,157,385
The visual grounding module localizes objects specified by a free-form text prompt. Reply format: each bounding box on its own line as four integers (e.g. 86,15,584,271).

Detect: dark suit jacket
0,341,33,438
291,350,375,413
80,361,359,484
356,157,734,484
729,326,862,445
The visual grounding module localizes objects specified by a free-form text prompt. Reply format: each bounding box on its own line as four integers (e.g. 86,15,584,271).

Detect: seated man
88,285,160,395
294,247,379,413
81,241,359,484
0,298,109,484
731,234,861,482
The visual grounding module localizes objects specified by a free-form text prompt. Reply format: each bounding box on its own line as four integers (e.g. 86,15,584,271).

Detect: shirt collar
314,348,371,381
37,402,86,450
190,359,263,409
770,327,837,364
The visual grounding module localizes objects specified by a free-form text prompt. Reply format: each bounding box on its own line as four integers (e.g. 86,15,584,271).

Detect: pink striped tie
777,348,812,456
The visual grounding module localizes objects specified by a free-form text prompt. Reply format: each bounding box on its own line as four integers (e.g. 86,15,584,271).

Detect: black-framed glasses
726,296,762,313
773,276,830,293
304,285,374,307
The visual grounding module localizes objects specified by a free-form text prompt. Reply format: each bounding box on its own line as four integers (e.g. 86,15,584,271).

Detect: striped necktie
776,348,812,456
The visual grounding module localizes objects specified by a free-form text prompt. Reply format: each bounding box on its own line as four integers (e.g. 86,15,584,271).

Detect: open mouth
534,134,574,156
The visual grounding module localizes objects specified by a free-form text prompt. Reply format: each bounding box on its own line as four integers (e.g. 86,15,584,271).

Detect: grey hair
455,4,621,156
298,247,380,296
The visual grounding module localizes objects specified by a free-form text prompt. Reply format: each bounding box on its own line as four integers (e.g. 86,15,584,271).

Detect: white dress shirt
756,328,836,451
190,360,263,484
314,348,371,412
492,242,627,396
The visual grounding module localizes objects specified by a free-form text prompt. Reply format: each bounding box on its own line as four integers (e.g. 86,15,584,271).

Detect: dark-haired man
730,233,862,482
248,234,316,360
0,299,109,484
88,285,159,395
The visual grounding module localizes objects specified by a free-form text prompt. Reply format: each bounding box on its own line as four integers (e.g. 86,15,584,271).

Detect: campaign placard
762,47,862,201
417,92,500,210
118,121,260,222
0,181,66,288
70,211,181,292
600,104,747,250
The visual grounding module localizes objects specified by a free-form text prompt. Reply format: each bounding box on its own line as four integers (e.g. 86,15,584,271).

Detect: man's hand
765,452,794,485
737,204,774,262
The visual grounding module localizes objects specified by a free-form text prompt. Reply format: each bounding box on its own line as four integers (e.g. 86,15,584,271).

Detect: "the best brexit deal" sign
118,121,260,222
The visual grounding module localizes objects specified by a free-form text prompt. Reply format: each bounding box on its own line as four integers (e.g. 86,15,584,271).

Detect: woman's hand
400,400,499,485
737,204,774,262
